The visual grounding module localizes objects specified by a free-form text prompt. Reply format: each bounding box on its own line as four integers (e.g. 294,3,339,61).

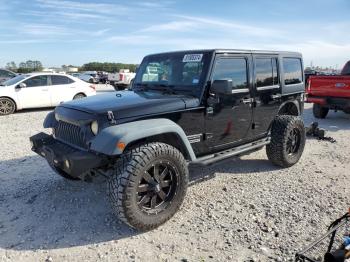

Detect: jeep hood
60,91,199,119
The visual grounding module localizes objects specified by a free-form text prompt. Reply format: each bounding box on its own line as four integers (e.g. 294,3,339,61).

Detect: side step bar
191,137,270,166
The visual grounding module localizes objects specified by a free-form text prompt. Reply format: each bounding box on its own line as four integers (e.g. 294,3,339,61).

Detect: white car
0,72,96,115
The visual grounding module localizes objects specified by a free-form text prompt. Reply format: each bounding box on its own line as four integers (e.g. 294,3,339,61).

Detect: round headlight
91,121,99,135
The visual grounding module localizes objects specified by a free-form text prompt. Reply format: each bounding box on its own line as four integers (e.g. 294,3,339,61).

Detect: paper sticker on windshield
183,54,203,63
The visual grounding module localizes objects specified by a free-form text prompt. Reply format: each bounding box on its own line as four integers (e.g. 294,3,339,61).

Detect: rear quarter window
51,75,74,85
283,58,303,85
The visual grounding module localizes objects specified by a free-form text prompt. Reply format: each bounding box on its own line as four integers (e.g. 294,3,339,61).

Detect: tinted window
135,52,209,87
255,58,273,87
212,58,248,89
24,75,48,87
51,75,74,85
283,58,303,85
272,58,279,85
0,69,14,78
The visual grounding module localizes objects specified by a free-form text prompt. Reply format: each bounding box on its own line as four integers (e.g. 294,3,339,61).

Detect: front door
205,55,253,152
16,75,51,108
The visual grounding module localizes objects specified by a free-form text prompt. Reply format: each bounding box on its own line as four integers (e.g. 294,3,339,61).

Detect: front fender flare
43,111,57,128
90,118,196,161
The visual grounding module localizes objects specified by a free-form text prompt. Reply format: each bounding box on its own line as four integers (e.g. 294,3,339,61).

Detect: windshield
134,51,211,92
1,75,28,86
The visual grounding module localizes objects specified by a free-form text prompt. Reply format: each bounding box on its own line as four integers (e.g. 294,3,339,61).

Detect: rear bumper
30,132,107,178
306,95,350,110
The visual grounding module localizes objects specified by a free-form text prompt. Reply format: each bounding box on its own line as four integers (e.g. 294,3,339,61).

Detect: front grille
54,121,86,148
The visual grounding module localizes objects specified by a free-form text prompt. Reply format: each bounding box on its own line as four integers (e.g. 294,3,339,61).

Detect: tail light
306,79,311,93
119,73,124,81
89,85,96,91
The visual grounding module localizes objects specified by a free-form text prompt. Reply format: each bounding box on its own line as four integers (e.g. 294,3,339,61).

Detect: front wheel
73,93,86,100
0,97,16,115
108,142,189,231
266,115,306,168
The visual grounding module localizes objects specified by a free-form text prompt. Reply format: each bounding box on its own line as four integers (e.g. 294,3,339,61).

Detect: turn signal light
117,142,126,151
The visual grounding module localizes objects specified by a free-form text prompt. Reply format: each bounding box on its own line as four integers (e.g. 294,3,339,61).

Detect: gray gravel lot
0,102,349,262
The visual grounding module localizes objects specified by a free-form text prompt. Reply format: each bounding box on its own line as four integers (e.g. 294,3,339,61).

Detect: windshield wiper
134,83,150,91
151,84,177,94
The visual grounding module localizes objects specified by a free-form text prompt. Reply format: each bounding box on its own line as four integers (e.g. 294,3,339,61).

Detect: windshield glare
134,52,210,89
2,75,28,86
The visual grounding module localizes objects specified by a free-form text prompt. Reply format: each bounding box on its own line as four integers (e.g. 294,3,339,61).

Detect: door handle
241,98,253,104
271,94,281,100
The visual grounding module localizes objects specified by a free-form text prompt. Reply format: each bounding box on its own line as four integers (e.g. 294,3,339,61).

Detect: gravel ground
0,103,349,262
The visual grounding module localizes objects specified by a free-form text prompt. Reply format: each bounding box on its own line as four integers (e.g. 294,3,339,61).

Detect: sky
0,0,349,68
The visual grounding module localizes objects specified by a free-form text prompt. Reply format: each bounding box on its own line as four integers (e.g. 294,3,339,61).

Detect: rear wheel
0,97,16,115
266,115,306,168
73,93,86,100
313,103,329,119
108,142,189,231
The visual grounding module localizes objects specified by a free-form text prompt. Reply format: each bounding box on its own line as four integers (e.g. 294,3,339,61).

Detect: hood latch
107,111,117,125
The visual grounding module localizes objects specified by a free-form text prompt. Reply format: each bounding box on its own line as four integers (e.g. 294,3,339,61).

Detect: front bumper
30,132,106,178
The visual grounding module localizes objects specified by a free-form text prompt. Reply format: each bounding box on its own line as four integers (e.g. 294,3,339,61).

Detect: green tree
5,61,17,71
17,60,43,73
80,62,138,73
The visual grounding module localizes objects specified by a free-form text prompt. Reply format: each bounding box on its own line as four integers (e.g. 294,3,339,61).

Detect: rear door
251,55,281,137
17,75,51,108
49,75,76,106
205,54,254,151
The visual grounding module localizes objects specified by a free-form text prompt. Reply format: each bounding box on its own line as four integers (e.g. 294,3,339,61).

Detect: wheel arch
73,92,86,99
277,101,300,116
126,132,192,160
90,118,196,161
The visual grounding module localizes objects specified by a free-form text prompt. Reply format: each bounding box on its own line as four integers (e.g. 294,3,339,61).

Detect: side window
212,58,248,89
24,75,48,87
272,58,279,85
51,75,74,85
283,58,303,85
255,58,273,87
0,70,10,77
255,58,279,88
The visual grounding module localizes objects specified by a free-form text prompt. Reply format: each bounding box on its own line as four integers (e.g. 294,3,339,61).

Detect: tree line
79,62,138,73
5,61,138,73
6,61,43,73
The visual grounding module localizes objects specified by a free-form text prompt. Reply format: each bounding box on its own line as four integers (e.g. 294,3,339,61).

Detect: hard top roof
147,49,302,57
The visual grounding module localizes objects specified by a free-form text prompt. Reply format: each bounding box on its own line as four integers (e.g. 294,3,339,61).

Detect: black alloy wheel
137,161,178,214
286,128,301,156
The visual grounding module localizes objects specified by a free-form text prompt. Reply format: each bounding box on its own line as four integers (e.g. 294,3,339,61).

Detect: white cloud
140,21,199,32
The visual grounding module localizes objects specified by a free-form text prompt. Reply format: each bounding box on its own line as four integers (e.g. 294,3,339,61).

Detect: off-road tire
73,93,86,100
108,142,189,231
266,115,306,168
0,97,16,115
313,103,329,119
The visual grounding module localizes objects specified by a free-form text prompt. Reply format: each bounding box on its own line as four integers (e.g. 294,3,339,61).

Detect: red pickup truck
306,61,350,118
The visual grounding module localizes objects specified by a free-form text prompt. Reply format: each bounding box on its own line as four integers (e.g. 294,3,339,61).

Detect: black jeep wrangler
30,49,306,230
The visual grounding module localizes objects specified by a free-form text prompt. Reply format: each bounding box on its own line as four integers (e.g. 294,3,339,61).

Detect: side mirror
16,82,26,89
210,80,232,95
